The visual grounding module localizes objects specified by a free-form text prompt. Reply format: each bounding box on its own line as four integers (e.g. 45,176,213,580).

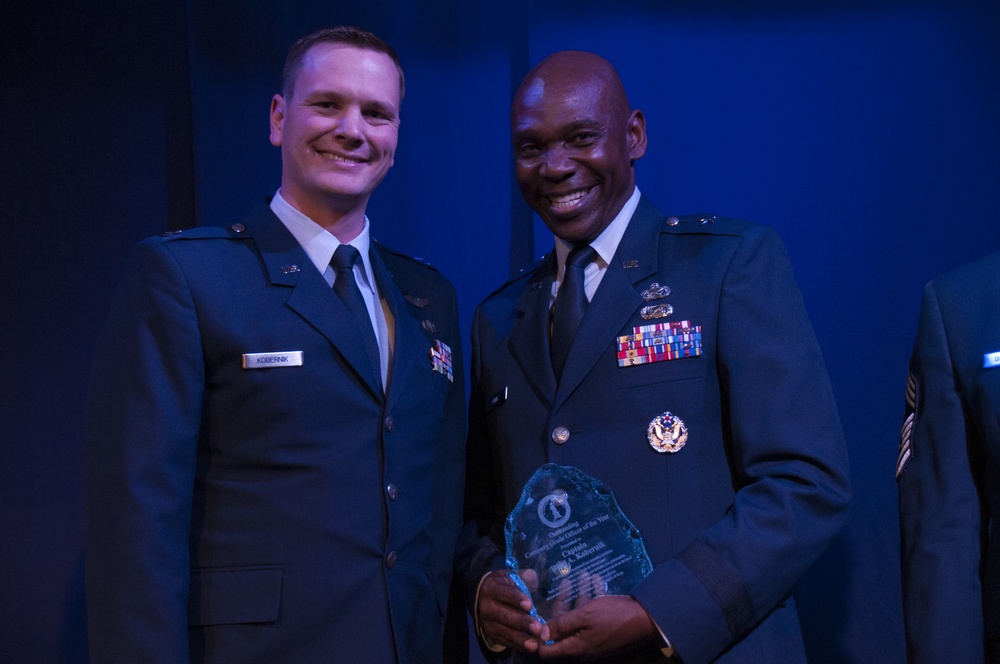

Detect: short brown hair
281,26,405,101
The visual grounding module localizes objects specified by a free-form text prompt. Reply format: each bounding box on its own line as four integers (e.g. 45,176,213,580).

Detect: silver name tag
984,351,1000,369
242,351,304,369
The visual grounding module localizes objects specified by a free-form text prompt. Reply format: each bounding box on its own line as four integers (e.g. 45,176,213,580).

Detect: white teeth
321,152,364,164
548,189,590,206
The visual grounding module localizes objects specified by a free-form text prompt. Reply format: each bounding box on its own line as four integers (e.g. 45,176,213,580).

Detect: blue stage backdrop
2,1,998,661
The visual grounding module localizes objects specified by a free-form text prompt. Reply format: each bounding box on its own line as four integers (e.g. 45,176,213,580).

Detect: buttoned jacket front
85,202,466,663
462,196,850,663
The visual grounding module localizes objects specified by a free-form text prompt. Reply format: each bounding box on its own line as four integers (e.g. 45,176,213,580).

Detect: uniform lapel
552,197,663,410
509,256,558,403
369,246,426,413
243,203,383,401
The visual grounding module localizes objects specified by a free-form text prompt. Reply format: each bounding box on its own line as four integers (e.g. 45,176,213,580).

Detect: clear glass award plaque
504,463,652,622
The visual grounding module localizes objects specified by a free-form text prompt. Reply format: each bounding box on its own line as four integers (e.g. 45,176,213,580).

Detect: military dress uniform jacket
84,202,466,663
461,197,851,664
897,250,1000,663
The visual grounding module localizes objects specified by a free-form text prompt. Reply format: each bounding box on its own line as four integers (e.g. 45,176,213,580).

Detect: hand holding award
504,464,653,623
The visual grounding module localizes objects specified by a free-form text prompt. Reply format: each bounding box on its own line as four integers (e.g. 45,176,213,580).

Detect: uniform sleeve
632,228,852,663
898,281,984,663
456,304,507,605
83,238,204,662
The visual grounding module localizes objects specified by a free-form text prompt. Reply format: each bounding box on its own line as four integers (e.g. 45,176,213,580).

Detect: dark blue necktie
331,244,382,390
551,244,597,380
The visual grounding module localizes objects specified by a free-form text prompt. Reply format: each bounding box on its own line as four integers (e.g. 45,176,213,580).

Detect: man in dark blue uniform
460,50,851,663
84,26,465,663
897,251,1000,663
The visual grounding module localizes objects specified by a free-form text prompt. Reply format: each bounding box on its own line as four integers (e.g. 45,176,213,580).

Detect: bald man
458,51,851,663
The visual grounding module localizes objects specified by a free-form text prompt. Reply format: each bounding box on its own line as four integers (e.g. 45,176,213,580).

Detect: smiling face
512,52,646,244
269,43,401,231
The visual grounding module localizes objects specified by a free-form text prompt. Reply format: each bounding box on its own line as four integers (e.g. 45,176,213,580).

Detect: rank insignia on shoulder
648,411,687,453
430,340,454,382
616,321,702,367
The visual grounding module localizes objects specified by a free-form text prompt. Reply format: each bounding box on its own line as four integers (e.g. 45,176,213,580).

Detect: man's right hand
477,569,544,653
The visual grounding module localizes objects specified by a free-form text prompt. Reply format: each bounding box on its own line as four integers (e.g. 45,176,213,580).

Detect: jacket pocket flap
188,565,282,627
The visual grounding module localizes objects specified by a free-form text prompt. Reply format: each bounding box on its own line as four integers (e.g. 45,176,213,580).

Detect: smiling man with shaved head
459,51,851,663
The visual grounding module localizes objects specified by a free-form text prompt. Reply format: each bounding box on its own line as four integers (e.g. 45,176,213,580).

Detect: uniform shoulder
659,213,766,238
372,240,459,305
373,239,442,275
931,250,1000,294
144,222,253,243
480,254,549,304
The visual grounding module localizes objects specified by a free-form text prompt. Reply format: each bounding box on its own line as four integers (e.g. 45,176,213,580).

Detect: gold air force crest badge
647,412,688,454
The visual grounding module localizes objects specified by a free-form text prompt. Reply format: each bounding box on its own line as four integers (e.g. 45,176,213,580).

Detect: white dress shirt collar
270,190,390,389
552,186,642,302
269,189,376,290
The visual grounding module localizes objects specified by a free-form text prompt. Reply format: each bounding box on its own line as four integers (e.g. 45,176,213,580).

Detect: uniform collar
553,186,641,278
270,189,376,290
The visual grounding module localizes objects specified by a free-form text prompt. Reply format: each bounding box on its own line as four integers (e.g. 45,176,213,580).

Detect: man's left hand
536,595,659,660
